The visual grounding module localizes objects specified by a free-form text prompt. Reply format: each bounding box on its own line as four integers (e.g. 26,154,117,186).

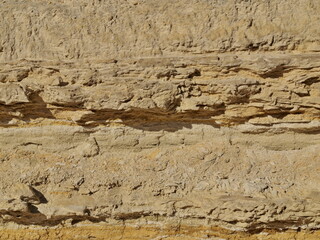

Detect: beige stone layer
1,0,320,237
1,0,320,62
1,223,320,240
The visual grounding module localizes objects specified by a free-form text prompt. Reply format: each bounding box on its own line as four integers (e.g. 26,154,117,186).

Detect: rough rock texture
1,0,320,239
2,223,320,240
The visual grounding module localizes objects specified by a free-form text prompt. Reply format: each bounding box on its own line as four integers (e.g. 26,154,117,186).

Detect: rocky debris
0,53,319,133
0,83,29,105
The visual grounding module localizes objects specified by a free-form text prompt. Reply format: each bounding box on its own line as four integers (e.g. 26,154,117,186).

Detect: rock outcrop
0,0,320,239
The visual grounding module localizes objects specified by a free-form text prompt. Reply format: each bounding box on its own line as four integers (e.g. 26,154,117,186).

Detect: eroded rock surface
0,0,320,239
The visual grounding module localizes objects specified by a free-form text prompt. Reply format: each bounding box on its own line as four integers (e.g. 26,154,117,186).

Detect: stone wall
0,0,320,239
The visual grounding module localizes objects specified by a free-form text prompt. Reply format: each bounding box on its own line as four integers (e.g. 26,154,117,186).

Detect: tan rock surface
1,223,320,240
0,0,320,239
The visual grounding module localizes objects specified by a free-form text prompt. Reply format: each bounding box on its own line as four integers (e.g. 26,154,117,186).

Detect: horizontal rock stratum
0,0,320,239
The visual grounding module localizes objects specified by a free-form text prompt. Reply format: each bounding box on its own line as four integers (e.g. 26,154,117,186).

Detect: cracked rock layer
0,0,320,239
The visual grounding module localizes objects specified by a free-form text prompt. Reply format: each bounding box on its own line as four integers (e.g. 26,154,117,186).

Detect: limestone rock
0,0,320,239
0,83,29,105
77,136,100,157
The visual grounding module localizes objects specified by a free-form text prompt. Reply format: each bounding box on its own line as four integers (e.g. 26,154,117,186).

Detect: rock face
0,0,320,239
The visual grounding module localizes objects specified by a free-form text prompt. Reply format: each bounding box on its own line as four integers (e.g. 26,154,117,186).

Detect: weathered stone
0,0,320,239
0,83,29,105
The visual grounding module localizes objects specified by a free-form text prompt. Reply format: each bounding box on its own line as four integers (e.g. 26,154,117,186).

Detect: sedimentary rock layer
1,222,320,240
1,0,320,61
0,0,320,239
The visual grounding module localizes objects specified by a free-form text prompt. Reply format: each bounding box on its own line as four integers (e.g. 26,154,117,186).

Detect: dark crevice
0,210,318,234
0,92,56,121
247,218,315,234
260,65,287,78
0,210,108,227
187,69,201,78
67,107,225,131
300,76,320,86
